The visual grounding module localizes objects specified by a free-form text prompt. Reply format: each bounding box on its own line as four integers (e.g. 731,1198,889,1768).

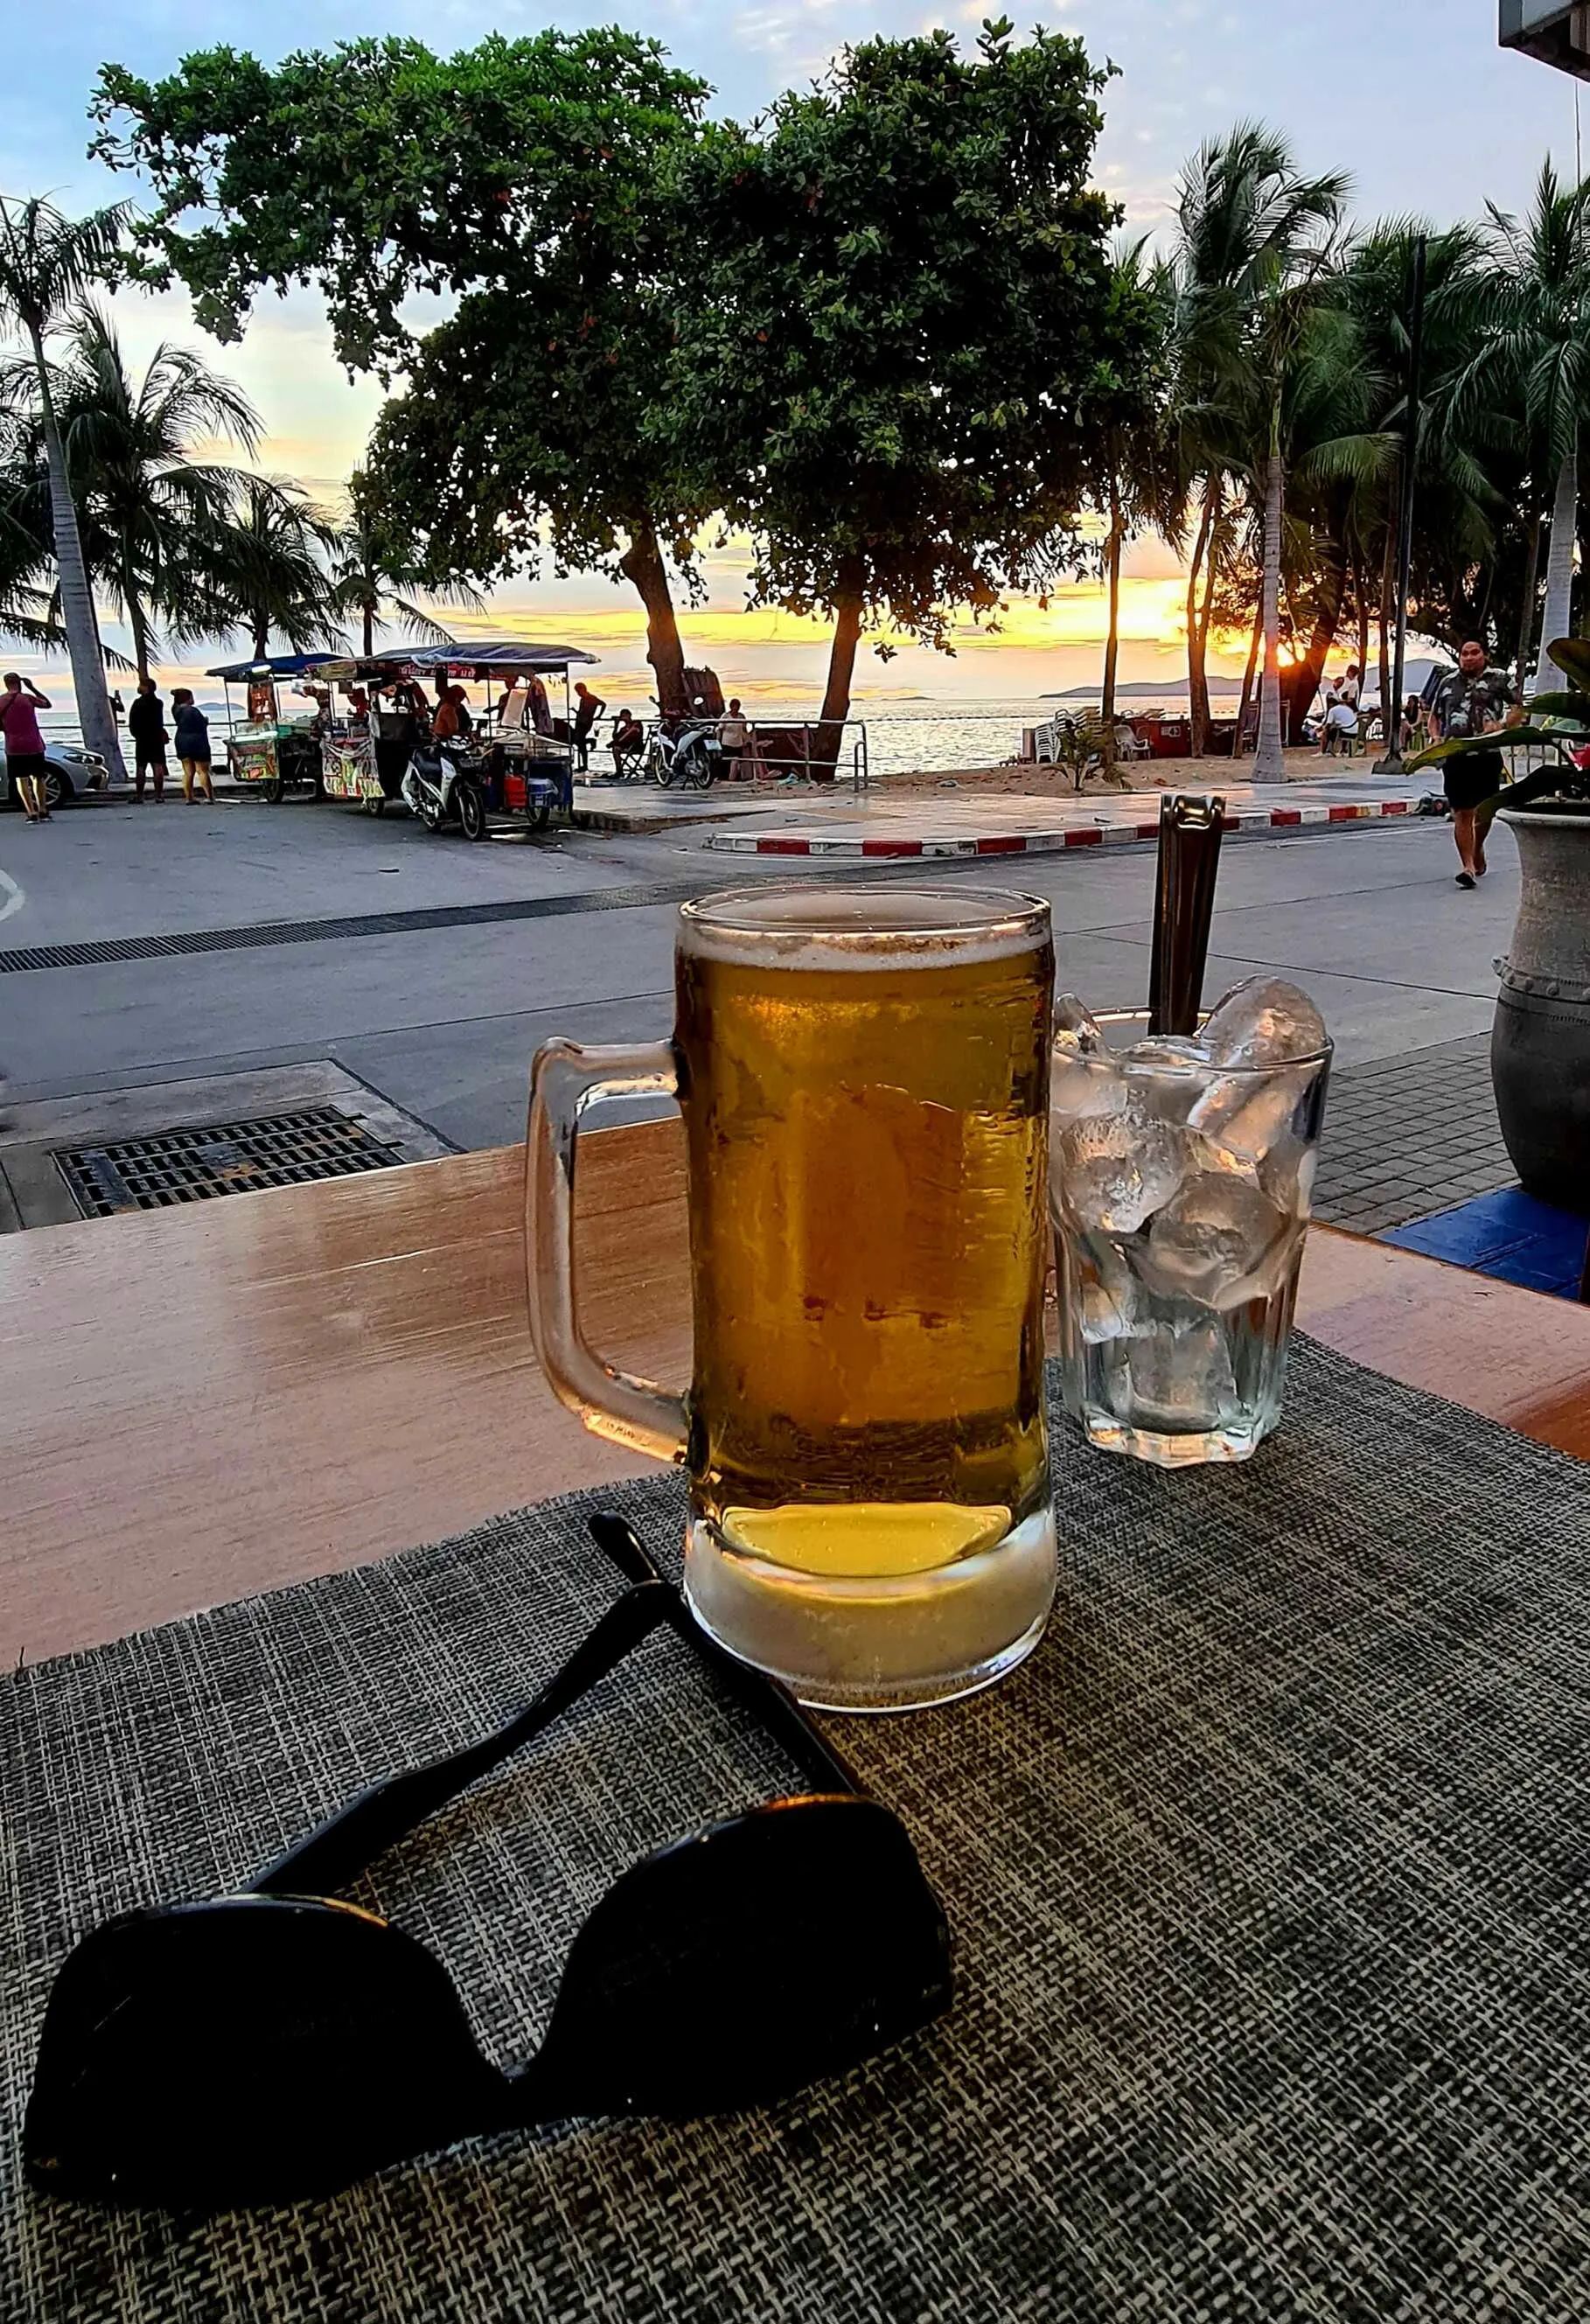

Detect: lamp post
1375,235,1427,778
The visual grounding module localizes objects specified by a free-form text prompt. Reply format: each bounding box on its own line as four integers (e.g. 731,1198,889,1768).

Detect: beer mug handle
526,1037,689,1464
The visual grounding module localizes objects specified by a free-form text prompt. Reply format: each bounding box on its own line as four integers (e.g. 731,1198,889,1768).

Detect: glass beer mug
527,885,1057,1712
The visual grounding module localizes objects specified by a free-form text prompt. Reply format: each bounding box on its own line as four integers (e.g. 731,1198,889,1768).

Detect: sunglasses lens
533,1796,951,2118
26,1898,504,2208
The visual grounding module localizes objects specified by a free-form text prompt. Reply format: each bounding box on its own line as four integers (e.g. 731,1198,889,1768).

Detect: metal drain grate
53,1108,408,1218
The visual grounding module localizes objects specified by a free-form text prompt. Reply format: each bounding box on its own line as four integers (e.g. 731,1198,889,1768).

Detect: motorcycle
646,720,722,791
401,737,492,841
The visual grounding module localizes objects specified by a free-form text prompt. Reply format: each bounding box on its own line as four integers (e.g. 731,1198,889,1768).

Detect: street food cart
312,657,432,813
401,641,598,835
206,654,341,802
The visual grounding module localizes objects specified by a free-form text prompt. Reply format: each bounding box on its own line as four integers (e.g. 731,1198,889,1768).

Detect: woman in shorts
171,689,214,802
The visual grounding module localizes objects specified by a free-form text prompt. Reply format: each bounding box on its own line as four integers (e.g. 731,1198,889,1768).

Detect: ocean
31,690,1224,782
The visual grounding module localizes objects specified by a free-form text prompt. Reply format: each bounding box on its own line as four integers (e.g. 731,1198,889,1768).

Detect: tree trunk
1183,479,1217,757
814,555,864,784
1189,478,1221,756
1535,444,1578,692
124,571,153,689
1101,483,1124,737
1377,518,1396,744
1355,560,1370,694
29,325,125,780
253,613,269,660
1253,450,1287,784
1515,504,1541,702
363,593,374,660
618,518,688,720
1236,599,1262,752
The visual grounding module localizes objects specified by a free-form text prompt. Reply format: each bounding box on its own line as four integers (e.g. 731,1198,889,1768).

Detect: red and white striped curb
704,798,1420,857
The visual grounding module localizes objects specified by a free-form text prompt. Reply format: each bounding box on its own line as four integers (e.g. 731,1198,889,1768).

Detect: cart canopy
204,652,345,681
402,641,599,674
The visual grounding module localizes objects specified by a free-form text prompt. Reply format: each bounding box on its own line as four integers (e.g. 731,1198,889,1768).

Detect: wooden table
5,1120,1589,1669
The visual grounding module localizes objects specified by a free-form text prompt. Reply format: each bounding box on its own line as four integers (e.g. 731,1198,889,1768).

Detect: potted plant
1411,637,1590,1211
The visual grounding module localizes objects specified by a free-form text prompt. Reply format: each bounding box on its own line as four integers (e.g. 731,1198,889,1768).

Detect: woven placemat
4,1337,1590,2323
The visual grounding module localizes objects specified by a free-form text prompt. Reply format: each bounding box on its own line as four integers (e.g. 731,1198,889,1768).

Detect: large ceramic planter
1491,806,1590,1214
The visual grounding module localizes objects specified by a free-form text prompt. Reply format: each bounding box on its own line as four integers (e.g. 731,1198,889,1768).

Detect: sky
3,0,1584,705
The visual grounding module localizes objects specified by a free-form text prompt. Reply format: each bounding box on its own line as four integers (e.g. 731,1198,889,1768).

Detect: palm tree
0,196,128,775
45,305,264,685
1092,241,1181,740
1251,290,1384,782
1169,129,1347,757
1456,164,1590,688
326,467,474,656
199,474,340,660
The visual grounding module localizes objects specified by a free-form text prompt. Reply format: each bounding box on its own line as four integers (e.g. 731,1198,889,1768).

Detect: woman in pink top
0,673,51,822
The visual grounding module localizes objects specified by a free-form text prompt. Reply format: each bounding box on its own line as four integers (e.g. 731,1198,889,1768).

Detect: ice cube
1112,1317,1238,1432
1122,1035,1215,1127
1060,1226,1140,1343
1057,1103,1185,1236
1259,1138,1319,1218
1052,1046,1128,1126
1202,978,1328,1069
1055,993,1105,1054
1143,1171,1289,1308
1188,1067,1315,1166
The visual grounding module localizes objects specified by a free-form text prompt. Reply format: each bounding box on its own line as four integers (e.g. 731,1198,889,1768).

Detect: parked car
0,746,113,810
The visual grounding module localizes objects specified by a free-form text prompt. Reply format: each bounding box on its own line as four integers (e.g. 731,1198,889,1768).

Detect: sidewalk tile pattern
1312,1033,1517,1236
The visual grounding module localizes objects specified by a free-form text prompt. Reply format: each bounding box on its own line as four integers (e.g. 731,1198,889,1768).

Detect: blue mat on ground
1381,1185,1588,1298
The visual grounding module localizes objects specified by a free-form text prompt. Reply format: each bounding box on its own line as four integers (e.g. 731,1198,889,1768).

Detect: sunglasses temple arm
588,1511,866,1799
247,1583,676,1900
672,1606,867,1797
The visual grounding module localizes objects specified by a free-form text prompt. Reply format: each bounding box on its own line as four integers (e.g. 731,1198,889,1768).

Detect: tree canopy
94,31,715,713
664,20,1153,730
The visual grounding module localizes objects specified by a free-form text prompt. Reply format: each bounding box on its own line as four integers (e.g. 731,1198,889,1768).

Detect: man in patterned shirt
1429,641,1516,889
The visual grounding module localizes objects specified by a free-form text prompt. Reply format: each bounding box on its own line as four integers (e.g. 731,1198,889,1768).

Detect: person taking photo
0,673,52,823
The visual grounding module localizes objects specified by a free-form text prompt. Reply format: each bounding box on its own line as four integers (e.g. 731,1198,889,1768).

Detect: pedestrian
1429,640,1515,888
718,697,757,780
1398,694,1426,756
1319,665,1362,755
109,688,124,729
128,676,169,801
610,707,645,779
571,680,606,773
171,687,214,803
0,672,52,823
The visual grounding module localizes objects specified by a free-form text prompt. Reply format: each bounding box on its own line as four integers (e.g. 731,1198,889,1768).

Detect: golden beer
676,890,1055,1706
527,885,1058,1710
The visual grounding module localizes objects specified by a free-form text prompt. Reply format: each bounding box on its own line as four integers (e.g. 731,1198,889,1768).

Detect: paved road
0,793,1517,1155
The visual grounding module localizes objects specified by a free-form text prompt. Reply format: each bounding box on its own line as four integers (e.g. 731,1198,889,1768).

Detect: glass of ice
1050,980,1333,1468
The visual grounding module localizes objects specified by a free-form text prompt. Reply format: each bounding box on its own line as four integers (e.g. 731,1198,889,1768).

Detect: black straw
1148,794,1226,1037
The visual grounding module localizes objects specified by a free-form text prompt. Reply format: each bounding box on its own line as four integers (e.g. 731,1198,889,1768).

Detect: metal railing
586,715,870,792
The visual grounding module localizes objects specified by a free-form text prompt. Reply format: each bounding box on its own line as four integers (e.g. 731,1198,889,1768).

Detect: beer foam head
680,884,1051,971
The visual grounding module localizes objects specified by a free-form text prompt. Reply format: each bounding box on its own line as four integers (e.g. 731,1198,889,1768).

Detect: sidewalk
701,772,1430,857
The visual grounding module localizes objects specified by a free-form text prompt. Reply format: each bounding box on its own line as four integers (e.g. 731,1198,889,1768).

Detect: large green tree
94,31,715,716
664,21,1152,750
0,198,127,775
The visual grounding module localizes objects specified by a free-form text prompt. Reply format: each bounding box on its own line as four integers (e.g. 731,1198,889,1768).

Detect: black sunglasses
24,1514,952,2212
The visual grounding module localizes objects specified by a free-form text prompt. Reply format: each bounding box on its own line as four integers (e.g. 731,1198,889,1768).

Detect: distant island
1043,679,1245,700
